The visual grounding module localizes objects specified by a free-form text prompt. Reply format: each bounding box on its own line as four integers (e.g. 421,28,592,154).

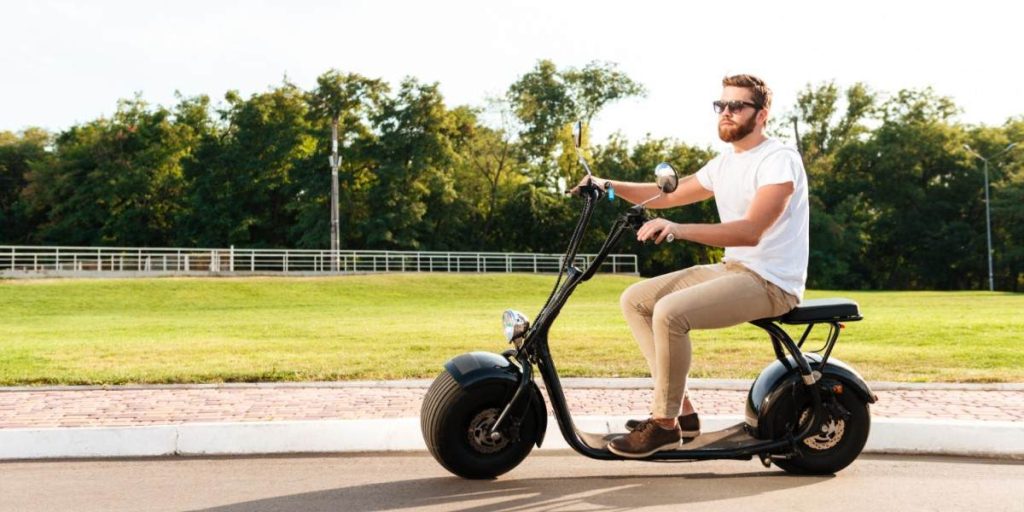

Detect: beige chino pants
619,261,799,418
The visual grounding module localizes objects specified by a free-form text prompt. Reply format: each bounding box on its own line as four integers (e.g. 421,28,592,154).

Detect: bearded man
570,74,809,457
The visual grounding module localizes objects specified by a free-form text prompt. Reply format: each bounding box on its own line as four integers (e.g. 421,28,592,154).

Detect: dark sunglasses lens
713,101,725,113
728,101,745,112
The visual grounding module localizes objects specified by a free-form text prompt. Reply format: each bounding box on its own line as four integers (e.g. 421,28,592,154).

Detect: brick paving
1,381,1021,429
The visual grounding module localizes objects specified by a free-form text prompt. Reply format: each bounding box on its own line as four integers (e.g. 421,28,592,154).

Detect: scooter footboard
577,423,761,456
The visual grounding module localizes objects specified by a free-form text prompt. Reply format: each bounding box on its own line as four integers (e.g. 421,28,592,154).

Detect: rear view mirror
654,162,678,193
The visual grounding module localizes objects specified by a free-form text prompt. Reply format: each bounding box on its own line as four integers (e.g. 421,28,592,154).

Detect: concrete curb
2,416,1021,461
4,378,1023,393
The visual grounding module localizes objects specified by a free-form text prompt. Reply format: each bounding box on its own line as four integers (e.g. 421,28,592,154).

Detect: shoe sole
625,426,701,439
607,439,682,459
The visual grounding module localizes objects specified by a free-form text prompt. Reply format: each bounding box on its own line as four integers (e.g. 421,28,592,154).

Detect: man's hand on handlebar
566,175,609,196
637,218,678,244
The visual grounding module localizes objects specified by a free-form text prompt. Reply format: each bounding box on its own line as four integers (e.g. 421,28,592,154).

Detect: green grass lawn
1,274,1022,385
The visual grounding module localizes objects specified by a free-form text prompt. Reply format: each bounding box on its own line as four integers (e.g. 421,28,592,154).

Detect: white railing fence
0,246,638,277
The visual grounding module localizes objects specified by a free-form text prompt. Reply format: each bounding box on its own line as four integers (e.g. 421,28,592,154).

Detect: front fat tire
775,389,871,475
421,370,537,479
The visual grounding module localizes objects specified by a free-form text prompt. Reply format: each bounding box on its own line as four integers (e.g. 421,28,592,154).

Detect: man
571,74,808,458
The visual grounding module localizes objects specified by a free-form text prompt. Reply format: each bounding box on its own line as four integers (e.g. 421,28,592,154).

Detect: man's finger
654,226,669,244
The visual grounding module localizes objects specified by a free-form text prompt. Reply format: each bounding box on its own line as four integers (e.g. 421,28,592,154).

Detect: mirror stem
638,193,662,208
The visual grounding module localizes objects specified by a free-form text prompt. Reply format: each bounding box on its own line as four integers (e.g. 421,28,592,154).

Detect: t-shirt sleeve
694,156,719,192
755,149,803,188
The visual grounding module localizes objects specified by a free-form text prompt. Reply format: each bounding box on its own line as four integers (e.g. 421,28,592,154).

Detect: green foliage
0,128,50,243
591,134,720,275
4,65,1023,290
507,60,645,187
786,83,1023,290
21,97,191,246
180,83,316,247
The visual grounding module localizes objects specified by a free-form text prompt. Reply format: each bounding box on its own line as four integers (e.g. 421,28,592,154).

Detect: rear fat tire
774,388,871,475
421,370,538,479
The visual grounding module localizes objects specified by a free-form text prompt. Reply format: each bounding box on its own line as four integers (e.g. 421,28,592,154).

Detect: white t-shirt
694,138,809,300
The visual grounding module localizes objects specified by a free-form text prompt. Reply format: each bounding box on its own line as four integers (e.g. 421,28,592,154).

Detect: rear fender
746,354,875,439
443,351,548,447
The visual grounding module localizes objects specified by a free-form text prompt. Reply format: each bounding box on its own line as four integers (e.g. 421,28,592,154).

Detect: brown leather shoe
625,412,701,438
608,419,682,458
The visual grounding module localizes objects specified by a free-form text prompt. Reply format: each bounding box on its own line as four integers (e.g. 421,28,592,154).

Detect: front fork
488,350,533,438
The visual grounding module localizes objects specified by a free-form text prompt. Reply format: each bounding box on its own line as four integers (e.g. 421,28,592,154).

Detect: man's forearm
673,220,762,248
602,179,661,205
605,175,711,209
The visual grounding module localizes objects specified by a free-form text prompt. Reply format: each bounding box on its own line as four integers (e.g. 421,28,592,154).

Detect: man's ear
757,108,769,126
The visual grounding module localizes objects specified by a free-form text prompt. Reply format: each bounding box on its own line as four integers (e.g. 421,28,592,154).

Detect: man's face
717,86,761,143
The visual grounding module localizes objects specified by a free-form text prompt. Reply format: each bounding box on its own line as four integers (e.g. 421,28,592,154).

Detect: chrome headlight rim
502,309,530,343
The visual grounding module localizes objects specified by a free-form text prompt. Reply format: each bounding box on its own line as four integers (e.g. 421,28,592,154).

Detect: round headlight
502,309,530,342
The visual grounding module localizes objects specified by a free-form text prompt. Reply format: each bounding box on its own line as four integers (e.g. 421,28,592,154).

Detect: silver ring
666,233,675,243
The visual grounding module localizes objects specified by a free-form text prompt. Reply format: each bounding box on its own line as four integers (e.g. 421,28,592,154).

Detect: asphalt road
3,452,1023,511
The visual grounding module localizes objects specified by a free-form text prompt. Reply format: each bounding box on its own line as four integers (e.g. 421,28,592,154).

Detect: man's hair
722,74,772,111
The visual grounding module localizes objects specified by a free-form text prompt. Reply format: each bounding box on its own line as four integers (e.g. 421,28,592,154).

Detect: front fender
443,351,548,447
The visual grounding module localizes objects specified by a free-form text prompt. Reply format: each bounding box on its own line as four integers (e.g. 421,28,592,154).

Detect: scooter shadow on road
196,469,831,512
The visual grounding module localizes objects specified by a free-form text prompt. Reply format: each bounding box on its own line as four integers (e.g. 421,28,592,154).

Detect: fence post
230,245,235,273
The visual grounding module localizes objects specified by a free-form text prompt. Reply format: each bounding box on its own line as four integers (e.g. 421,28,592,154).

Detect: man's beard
718,114,756,142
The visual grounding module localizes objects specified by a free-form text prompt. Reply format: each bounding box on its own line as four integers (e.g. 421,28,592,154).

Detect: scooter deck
575,422,762,458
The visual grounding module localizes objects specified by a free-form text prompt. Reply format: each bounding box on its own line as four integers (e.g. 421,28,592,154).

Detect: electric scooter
421,122,876,479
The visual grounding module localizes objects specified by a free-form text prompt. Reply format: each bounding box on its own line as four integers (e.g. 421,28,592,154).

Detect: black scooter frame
493,186,832,461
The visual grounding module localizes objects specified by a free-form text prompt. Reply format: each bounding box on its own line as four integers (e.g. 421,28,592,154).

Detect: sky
1,0,1021,150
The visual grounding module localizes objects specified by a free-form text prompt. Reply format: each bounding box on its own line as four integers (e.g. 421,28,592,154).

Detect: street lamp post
329,117,342,272
964,142,1019,291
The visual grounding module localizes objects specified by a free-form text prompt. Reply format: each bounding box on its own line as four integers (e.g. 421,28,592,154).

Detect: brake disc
467,408,509,454
799,408,846,451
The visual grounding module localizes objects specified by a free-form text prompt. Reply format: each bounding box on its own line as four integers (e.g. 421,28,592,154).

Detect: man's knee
620,283,649,316
652,300,692,333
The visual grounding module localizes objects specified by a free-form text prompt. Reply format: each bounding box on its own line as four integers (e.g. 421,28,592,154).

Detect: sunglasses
713,100,761,114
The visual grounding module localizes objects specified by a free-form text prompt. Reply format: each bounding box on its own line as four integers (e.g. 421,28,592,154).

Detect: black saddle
777,298,862,324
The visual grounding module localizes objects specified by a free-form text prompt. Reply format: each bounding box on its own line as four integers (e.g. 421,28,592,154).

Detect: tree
181,83,314,247
852,89,980,289
977,117,1024,291
0,128,50,243
289,70,388,249
781,82,877,289
363,78,462,249
453,100,527,248
591,135,718,275
507,60,645,187
23,97,191,246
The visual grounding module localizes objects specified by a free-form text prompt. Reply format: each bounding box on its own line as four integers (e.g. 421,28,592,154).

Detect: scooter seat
778,298,862,324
